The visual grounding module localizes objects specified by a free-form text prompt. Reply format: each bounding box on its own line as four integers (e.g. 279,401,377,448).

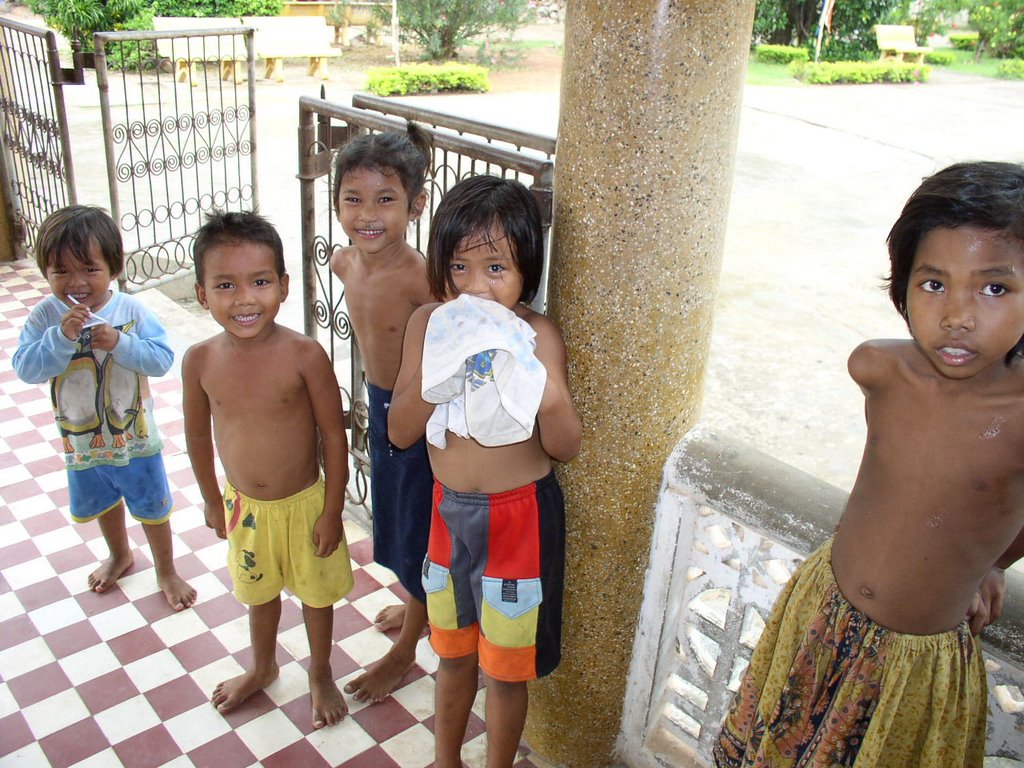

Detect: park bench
241,15,340,82
873,24,932,63
153,16,248,85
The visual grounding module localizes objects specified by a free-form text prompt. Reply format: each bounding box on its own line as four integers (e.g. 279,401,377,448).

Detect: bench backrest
873,24,919,48
240,16,337,57
152,16,248,61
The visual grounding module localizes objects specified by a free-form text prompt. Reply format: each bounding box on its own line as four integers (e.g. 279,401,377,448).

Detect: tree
384,0,535,60
753,0,905,59
28,0,150,51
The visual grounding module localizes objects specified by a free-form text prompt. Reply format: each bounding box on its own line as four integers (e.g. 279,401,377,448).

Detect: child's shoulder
848,339,915,386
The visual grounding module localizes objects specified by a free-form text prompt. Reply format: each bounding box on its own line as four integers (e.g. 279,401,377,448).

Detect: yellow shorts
224,478,354,609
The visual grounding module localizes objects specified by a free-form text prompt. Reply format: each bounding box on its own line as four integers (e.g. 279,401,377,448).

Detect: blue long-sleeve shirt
13,292,173,469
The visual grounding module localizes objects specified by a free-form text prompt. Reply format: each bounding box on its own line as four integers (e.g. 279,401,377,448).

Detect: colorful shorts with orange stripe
422,471,565,682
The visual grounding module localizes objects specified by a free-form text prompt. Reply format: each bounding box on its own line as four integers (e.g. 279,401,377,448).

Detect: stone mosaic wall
618,427,1024,767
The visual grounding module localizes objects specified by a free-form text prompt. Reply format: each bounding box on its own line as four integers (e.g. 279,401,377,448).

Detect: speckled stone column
526,2,755,764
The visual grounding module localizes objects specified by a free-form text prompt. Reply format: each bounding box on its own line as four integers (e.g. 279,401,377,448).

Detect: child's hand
967,567,1007,634
312,510,345,558
60,304,92,340
88,322,120,352
203,501,226,539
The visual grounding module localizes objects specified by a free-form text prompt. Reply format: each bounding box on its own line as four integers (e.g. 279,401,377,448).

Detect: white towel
422,294,547,448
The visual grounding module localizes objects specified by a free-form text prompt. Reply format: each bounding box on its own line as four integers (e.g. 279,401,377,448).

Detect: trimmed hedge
924,50,955,66
789,60,930,84
366,63,490,96
948,31,980,51
997,58,1024,79
753,44,809,65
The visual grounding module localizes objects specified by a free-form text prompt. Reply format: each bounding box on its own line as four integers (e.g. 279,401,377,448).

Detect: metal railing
297,95,555,522
0,16,82,257
93,27,258,292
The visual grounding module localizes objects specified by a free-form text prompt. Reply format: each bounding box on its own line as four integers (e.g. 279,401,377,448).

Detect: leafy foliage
924,48,955,64
382,0,535,60
754,43,809,63
753,0,903,58
366,62,490,94
997,57,1024,76
150,0,283,18
789,59,930,82
949,30,980,49
28,0,150,51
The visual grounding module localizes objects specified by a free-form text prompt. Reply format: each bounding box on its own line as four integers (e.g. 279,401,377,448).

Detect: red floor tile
108,625,167,665
0,711,35,756
187,730,258,768
262,737,332,768
37,716,108,768
351,696,419,743
339,745,403,768
146,674,209,720
112,724,180,768
45,620,103,659
77,668,139,715
7,661,73,708
170,632,230,673
0,613,38,651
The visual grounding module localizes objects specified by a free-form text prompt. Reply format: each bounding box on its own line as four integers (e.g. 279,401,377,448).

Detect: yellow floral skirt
714,538,987,767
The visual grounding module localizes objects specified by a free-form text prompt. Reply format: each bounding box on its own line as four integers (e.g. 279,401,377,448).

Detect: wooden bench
241,16,340,82
873,24,932,63
153,16,249,85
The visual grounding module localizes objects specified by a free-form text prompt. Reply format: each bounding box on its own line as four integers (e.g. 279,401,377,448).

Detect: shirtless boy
183,211,354,729
716,161,1024,767
329,124,435,703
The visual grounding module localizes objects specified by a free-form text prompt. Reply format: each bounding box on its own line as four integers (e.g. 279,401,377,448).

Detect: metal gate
94,27,258,291
297,95,556,523
0,17,81,257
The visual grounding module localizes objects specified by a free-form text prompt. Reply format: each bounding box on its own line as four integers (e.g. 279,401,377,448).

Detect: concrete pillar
526,2,755,765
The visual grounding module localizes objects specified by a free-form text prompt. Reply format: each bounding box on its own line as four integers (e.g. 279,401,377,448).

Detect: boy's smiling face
195,241,288,340
335,167,424,258
46,241,113,311
907,226,1024,382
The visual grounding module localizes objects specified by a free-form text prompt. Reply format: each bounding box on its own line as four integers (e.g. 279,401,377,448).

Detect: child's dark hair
192,210,285,285
885,161,1024,361
332,121,432,211
34,205,124,278
427,175,545,303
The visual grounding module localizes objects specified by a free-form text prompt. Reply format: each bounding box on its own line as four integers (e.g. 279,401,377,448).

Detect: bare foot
310,671,348,728
374,603,405,632
343,647,415,703
88,553,134,594
158,572,197,611
211,666,279,713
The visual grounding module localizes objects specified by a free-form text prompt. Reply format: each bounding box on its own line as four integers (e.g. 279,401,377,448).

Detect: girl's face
335,167,425,257
46,242,113,311
907,226,1024,382
448,223,524,310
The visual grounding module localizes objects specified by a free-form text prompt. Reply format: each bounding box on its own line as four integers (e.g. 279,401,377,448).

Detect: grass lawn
745,58,803,86
939,48,1007,77
745,48,1015,84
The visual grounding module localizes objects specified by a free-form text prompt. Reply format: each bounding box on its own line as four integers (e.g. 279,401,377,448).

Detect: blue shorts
67,453,173,524
367,382,432,602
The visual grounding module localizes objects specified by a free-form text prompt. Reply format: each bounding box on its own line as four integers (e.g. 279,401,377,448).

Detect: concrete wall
618,427,1024,767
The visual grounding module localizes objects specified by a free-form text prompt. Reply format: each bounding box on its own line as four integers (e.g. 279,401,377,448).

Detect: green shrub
28,0,151,52
789,60,930,84
997,58,1024,78
754,44,809,64
366,63,490,95
385,0,534,61
151,0,283,18
924,50,955,65
948,31,980,51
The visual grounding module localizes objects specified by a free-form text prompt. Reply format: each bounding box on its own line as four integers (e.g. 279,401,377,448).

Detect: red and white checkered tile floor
0,260,551,768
